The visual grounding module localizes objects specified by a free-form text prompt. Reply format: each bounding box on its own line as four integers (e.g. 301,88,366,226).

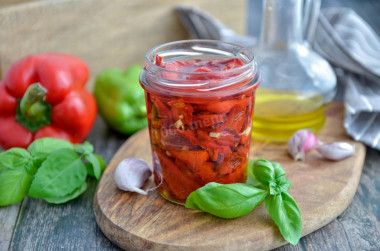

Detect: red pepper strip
172,158,215,189
219,58,245,70
168,100,194,125
152,120,161,129
150,95,171,118
168,149,209,170
161,129,199,150
217,105,246,134
174,158,192,176
214,130,240,147
236,144,250,158
197,130,232,159
215,155,243,176
156,151,198,200
173,157,217,187
195,96,250,114
207,148,220,162
194,67,212,73
193,112,226,129
165,60,194,68
155,55,164,67
150,96,173,128
217,162,247,184
187,66,216,80
239,133,251,145
192,162,218,186
176,129,199,146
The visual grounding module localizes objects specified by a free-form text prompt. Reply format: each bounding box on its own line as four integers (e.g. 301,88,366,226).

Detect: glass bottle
140,40,260,204
252,0,337,141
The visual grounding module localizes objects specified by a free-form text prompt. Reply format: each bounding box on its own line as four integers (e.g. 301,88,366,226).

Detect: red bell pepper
0,53,97,149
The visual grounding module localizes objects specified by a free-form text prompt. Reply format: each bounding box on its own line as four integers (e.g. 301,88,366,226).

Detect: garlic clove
315,142,355,161
114,158,152,195
288,129,319,161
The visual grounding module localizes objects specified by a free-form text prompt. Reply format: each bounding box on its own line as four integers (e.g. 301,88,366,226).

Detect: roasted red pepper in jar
0,53,97,149
143,54,258,204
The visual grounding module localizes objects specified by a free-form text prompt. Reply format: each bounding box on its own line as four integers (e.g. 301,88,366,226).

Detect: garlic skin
114,158,152,195
288,130,319,161
315,142,355,161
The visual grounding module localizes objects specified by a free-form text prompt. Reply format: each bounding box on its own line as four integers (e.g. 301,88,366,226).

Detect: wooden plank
0,204,21,250
0,0,246,90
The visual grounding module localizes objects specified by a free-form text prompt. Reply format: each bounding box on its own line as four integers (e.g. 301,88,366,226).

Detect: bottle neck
259,0,303,48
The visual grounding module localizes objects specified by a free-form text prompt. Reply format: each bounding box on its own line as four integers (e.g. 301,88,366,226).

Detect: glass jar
140,40,261,204
251,0,337,141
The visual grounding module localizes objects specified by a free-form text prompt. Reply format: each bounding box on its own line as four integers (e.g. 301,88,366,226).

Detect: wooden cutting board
94,102,366,250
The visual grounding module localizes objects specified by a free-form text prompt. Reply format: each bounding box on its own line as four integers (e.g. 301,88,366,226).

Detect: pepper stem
16,83,52,132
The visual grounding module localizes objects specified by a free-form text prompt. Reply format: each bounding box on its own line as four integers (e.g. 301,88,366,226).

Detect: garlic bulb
315,142,355,161
114,158,152,195
287,130,319,161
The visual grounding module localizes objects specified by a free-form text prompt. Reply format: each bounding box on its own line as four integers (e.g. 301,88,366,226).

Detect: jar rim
145,39,257,75
141,39,260,97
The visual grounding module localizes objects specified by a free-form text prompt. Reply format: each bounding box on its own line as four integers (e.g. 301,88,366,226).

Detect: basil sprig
185,158,302,245
0,138,106,207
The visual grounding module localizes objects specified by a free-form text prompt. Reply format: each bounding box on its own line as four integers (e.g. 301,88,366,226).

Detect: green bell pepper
94,65,147,134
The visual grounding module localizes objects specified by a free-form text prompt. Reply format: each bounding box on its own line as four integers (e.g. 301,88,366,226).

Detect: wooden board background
0,0,245,90
94,102,366,250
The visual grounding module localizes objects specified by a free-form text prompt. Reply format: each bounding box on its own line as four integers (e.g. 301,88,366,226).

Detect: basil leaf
269,176,292,195
84,153,102,180
43,182,87,204
0,148,37,175
265,192,302,245
74,141,94,154
252,158,277,186
0,148,31,170
28,148,87,198
28,138,74,167
253,159,291,194
28,137,73,155
0,166,34,207
0,148,39,206
0,167,33,206
246,161,262,187
185,182,268,219
272,162,287,179
95,154,106,171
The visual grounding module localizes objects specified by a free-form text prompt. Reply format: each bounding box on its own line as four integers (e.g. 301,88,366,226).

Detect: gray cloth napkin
313,8,380,150
177,6,380,150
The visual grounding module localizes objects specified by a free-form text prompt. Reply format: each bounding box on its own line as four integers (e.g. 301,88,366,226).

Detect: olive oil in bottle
252,89,326,141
